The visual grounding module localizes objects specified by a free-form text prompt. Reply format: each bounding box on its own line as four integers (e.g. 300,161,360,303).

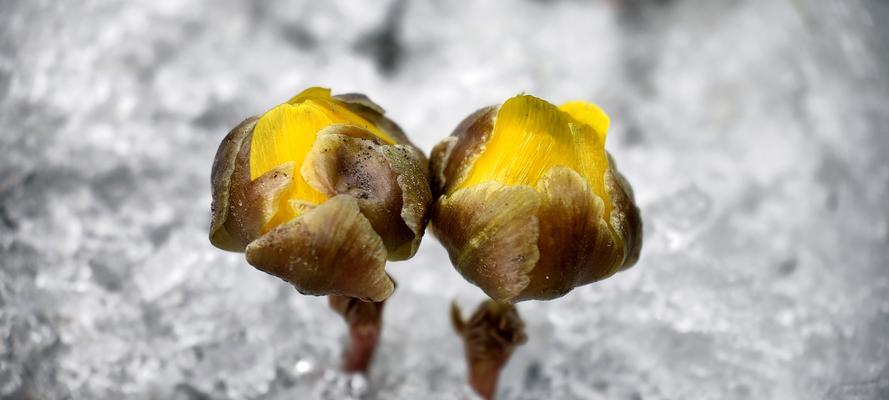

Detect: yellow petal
287,86,333,104
559,100,610,142
248,88,397,231
456,94,612,218
249,101,333,202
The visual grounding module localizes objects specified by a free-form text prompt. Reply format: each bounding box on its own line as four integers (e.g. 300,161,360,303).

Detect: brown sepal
430,106,498,197
432,183,540,302
245,195,394,302
303,125,431,260
333,93,417,149
604,153,643,269
209,117,258,252
516,166,621,301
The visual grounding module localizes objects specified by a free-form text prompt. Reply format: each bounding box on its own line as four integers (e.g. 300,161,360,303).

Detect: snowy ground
2,0,889,399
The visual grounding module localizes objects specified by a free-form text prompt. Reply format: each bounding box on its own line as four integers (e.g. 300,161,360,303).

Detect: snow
1,0,888,399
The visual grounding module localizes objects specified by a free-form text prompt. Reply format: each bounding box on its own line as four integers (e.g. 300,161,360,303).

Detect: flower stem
329,295,386,373
451,300,527,400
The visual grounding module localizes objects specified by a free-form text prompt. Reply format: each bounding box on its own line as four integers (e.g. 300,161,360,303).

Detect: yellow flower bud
430,94,642,302
209,87,432,302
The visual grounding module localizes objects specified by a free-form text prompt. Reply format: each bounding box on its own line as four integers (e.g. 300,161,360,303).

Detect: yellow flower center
455,94,613,217
249,87,395,230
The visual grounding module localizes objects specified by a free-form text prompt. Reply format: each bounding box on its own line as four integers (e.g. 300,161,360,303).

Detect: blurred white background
1,0,888,399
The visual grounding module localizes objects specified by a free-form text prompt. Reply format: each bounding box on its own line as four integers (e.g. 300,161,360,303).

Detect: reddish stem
467,357,507,400
329,295,386,373
342,318,381,372
451,300,527,400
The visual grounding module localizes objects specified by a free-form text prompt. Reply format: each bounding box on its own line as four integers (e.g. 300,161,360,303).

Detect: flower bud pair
209,88,641,304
